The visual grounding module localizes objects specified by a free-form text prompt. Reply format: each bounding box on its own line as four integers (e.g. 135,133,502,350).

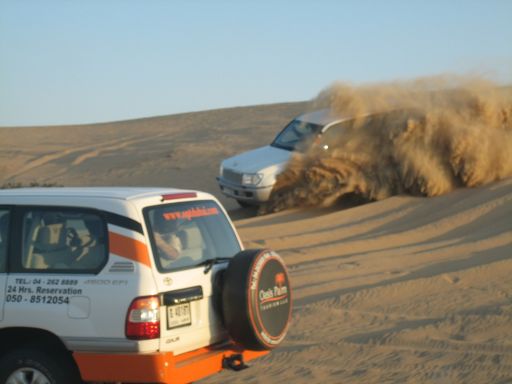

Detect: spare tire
222,249,292,350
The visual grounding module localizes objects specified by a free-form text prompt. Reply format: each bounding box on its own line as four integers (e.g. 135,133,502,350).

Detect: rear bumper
217,177,273,204
74,343,268,384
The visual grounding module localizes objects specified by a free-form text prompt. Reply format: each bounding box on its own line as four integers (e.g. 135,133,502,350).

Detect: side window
21,209,107,272
0,210,9,273
320,120,355,149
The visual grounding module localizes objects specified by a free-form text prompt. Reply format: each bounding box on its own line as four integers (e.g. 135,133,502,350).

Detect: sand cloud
262,76,512,213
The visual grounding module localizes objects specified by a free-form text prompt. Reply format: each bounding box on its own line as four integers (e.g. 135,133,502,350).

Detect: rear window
144,200,241,272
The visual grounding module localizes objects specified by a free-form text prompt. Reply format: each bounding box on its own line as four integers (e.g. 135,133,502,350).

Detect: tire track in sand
4,133,167,181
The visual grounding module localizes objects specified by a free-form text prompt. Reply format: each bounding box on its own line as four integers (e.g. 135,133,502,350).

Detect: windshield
271,119,323,151
144,200,241,272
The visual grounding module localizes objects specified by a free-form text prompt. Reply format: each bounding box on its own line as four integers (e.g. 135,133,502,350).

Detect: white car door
144,199,243,354
3,207,109,334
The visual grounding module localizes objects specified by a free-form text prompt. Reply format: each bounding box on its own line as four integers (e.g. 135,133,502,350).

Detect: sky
1,0,511,126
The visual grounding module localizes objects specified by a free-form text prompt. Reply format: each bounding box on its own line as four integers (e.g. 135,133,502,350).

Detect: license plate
167,303,191,329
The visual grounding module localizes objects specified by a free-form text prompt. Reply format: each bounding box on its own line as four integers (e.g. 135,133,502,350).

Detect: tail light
125,296,160,340
161,192,197,201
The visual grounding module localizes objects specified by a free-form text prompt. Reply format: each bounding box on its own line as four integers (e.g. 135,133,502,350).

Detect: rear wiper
196,257,232,274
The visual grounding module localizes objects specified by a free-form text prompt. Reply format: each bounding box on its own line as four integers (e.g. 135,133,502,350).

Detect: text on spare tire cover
249,251,291,346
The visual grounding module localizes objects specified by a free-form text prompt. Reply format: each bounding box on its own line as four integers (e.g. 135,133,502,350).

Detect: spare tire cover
222,249,292,350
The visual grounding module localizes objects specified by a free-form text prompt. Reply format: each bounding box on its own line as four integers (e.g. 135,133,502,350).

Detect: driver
153,214,182,262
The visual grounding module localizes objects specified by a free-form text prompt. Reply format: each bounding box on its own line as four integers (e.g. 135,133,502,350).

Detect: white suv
217,109,349,206
0,187,292,383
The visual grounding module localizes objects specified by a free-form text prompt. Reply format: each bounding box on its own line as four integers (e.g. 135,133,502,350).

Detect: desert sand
1,101,511,383
0,102,307,216
205,178,512,383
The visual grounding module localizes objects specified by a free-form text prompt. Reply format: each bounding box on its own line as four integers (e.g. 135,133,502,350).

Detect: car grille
222,168,242,184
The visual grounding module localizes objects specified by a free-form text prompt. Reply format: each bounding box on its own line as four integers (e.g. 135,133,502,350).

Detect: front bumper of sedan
217,177,273,204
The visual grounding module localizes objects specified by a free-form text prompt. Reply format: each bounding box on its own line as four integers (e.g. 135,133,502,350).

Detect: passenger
152,214,182,262
73,218,106,269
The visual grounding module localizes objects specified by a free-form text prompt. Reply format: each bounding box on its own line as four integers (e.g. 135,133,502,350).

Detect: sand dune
1,101,511,383
203,177,512,383
0,102,307,212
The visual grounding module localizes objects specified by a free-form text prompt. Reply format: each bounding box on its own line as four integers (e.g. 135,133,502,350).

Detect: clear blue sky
1,0,511,126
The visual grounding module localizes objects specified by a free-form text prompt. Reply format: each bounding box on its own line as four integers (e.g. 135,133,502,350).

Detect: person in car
153,215,183,262
72,218,106,269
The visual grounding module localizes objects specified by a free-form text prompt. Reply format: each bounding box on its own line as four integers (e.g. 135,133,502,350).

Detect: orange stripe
74,345,268,383
109,231,151,268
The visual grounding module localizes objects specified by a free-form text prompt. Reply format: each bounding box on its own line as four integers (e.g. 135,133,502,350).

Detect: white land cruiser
0,187,292,384
217,109,349,206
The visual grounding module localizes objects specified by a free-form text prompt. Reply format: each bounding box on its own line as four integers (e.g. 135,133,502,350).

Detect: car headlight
242,173,263,186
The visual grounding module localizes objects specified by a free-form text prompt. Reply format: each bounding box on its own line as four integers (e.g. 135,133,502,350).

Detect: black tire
0,346,82,384
222,249,292,350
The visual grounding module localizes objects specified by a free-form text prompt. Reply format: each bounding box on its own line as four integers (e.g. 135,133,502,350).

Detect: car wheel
0,346,82,384
221,249,292,350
